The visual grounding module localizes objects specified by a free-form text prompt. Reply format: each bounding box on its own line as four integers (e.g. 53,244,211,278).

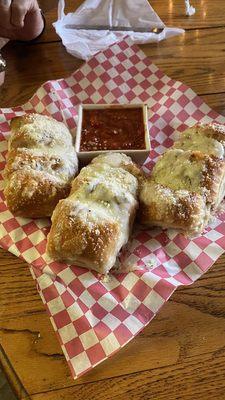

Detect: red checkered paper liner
0,38,225,379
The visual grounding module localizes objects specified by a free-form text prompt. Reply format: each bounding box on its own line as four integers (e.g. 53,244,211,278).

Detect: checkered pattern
0,38,225,379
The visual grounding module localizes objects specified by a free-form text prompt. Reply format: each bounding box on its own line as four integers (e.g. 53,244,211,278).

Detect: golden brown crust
183,151,225,204
139,148,225,234
5,148,68,179
139,124,225,235
4,113,78,218
139,181,209,234
10,115,43,149
4,172,70,218
47,153,139,273
196,123,225,143
47,201,120,273
200,154,225,205
122,163,146,186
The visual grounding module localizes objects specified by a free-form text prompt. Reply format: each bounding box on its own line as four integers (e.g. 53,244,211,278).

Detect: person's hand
0,0,44,41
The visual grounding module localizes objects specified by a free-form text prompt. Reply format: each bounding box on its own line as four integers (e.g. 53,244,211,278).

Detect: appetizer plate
75,103,151,164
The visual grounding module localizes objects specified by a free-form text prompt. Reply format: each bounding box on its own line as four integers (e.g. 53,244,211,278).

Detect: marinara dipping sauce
80,107,146,151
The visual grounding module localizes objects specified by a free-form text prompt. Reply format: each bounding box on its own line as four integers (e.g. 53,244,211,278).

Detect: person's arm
0,0,44,41
0,1,45,86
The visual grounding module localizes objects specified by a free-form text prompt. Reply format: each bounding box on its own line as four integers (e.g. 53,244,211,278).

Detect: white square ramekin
75,103,151,165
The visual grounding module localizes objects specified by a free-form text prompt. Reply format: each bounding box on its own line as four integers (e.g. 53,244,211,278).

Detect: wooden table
0,1,225,399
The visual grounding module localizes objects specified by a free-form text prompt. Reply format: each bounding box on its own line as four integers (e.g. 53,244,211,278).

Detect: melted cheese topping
140,123,225,235
70,155,138,227
91,152,134,168
174,127,224,158
6,113,78,187
9,148,77,183
9,113,73,150
49,153,139,272
152,149,205,193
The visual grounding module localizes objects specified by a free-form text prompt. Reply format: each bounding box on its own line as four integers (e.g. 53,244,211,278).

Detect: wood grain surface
0,1,225,399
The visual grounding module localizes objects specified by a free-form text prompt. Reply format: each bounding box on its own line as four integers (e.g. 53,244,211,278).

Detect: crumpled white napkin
53,0,184,60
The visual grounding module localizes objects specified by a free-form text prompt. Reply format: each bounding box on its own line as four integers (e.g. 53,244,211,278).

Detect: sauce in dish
80,107,146,151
